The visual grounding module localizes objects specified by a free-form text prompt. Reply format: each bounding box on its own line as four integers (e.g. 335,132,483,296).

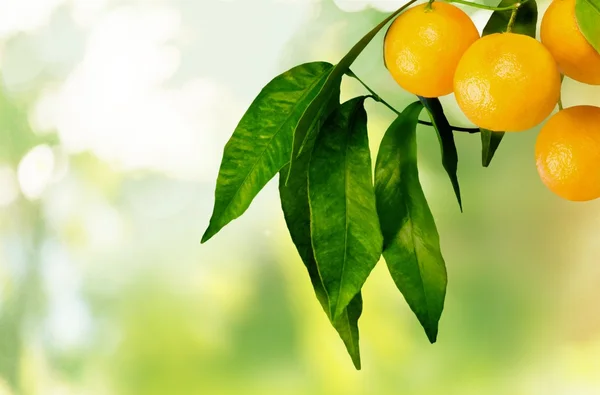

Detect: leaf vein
402,187,434,328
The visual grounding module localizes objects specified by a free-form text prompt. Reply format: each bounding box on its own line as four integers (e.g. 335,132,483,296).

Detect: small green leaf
482,0,538,37
418,97,462,212
279,99,362,370
202,62,333,243
309,97,383,320
576,0,600,53
375,101,448,343
481,129,505,167
287,0,419,179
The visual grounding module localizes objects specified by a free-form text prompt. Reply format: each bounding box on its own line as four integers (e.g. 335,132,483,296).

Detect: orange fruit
535,106,600,202
454,33,561,132
541,0,600,85
384,2,479,98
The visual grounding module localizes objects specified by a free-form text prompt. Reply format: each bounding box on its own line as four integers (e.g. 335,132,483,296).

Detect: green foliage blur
1,0,600,394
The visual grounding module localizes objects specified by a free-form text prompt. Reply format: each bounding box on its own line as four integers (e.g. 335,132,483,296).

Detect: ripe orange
541,0,600,85
535,106,600,202
384,2,479,98
454,33,561,132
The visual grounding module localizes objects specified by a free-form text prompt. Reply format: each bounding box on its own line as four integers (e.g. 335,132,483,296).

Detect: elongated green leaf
418,97,462,211
375,101,447,343
287,0,419,180
202,62,333,243
481,129,505,167
483,0,538,37
576,0,600,53
280,151,363,369
309,97,383,320
279,96,362,370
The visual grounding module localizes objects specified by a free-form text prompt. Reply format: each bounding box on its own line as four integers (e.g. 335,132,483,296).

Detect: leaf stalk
446,0,527,11
348,71,480,134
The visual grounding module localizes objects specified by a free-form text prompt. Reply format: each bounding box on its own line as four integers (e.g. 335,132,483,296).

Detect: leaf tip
201,225,216,244
454,190,463,213
351,356,362,371
425,326,439,344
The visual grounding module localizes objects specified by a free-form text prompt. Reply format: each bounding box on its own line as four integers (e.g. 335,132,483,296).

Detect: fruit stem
446,0,525,11
558,74,564,110
505,4,520,33
348,71,480,134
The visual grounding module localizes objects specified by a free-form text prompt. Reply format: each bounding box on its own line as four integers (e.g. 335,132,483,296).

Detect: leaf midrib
583,0,600,15
337,309,357,360
335,102,363,318
337,114,351,318
400,165,434,330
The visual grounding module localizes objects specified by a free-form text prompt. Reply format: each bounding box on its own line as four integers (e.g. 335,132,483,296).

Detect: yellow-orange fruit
541,0,600,85
454,33,561,132
536,106,600,201
384,2,480,98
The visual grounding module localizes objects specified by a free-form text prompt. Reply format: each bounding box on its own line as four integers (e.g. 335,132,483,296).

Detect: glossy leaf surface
375,101,448,343
203,62,333,242
309,97,383,320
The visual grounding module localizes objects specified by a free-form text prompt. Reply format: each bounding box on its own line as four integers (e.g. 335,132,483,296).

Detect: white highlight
17,144,55,200
0,166,20,207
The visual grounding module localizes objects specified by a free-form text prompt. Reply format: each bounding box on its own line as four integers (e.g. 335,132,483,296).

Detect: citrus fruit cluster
384,0,600,202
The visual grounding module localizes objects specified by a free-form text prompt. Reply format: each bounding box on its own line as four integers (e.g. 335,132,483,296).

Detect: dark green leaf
418,97,462,212
308,97,383,320
576,0,600,53
287,0,419,180
279,97,362,370
481,129,505,167
280,151,364,370
482,0,538,37
202,62,333,243
375,101,447,343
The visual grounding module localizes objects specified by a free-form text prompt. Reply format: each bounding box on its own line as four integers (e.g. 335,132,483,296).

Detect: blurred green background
1,0,600,394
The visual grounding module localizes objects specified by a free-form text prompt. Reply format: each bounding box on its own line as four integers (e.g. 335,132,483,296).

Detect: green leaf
279,97,362,370
480,129,505,167
482,0,538,37
576,0,600,53
287,0,419,180
418,97,462,212
202,62,334,243
280,151,364,370
308,97,383,320
374,101,448,343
